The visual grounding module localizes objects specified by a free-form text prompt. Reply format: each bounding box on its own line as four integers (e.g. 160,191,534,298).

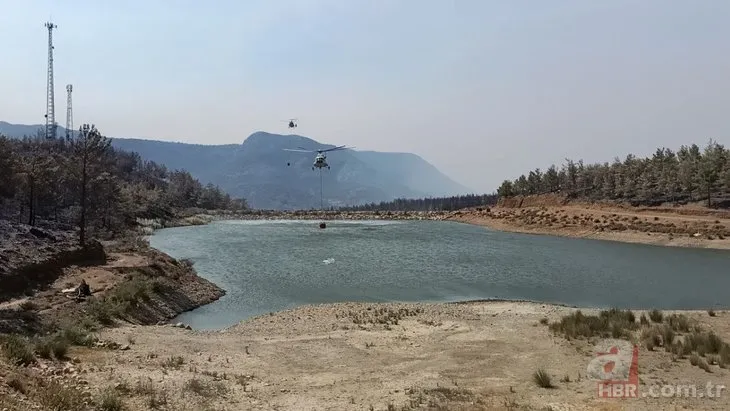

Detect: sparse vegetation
551,306,730,374
1,333,36,366
548,308,637,339
34,337,53,359
533,368,554,388
51,338,69,359
666,313,691,332
84,275,163,325
163,355,185,369
98,388,126,411
19,300,38,311
35,382,88,411
184,378,228,398
7,377,26,394
349,306,423,326
649,309,663,323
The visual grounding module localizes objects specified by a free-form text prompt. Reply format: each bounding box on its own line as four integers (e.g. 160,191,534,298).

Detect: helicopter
283,119,298,129
284,145,351,170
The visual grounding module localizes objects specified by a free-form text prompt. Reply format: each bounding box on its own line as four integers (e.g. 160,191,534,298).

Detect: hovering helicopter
284,145,351,170
283,119,298,129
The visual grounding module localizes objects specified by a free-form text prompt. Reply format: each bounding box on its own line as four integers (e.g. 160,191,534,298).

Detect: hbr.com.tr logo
586,339,639,398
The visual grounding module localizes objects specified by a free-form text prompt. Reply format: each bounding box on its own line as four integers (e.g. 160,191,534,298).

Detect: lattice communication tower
44,21,58,139
65,84,73,139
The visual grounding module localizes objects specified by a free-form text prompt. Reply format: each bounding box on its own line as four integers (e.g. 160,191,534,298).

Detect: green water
149,219,730,330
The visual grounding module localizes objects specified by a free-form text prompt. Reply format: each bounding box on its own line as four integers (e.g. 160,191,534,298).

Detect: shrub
549,309,637,340
666,314,691,332
58,325,98,347
51,338,69,360
19,300,38,311
1,334,36,366
35,382,87,411
533,368,554,388
35,338,53,359
648,309,663,323
98,388,125,411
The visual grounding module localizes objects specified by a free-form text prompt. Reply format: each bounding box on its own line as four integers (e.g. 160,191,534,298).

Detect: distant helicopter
284,145,351,170
283,119,298,129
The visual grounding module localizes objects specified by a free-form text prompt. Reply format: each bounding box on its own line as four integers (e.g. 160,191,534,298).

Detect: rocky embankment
0,217,225,334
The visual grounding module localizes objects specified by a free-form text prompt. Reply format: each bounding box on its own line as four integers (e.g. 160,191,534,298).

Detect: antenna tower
65,84,73,139
44,21,58,140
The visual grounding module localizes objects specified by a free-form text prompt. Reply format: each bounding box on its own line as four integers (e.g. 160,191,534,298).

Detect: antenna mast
44,21,58,140
65,84,73,139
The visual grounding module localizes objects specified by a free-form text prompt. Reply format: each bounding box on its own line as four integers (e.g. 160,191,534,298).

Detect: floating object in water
319,222,326,229
323,258,335,265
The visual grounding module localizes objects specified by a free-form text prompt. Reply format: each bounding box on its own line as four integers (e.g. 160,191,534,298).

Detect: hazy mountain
0,122,471,209
0,121,48,138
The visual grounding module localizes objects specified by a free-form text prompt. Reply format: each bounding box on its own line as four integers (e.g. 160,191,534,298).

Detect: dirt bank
0,245,225,333
446,198,730,250
3,301,730,410
0,220,106,302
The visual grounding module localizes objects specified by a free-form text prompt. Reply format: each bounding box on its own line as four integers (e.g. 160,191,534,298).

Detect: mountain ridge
0,121,472,209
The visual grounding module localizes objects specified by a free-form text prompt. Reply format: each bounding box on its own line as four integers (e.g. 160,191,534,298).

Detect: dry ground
447,203,730,250
4,301,729,411
0,252,150,312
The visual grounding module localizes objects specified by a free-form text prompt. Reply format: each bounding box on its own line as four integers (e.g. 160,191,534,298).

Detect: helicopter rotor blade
283,148,313,153
321,145,350,153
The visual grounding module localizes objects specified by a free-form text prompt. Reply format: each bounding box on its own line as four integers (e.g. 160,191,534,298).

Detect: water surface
149,220,730,330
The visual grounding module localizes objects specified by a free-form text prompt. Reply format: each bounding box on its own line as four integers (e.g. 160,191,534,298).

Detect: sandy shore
3,301,729,411
446,204,730,250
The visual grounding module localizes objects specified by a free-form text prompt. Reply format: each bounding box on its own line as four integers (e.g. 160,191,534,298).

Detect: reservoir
149,219,730,330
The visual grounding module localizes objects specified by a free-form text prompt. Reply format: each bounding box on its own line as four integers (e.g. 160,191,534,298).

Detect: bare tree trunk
707,185,712,208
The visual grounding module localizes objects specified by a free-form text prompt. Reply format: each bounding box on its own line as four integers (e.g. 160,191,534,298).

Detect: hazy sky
1,0,729,193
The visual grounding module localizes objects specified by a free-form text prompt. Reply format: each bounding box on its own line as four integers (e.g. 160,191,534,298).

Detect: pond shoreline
445,205,730,250
154,204,730,250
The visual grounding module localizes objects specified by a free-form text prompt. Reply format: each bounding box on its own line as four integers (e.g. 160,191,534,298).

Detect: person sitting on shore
76,279,91,299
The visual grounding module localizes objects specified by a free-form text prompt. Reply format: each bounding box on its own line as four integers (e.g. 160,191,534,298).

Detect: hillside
496,140,730,209
0,122,471,210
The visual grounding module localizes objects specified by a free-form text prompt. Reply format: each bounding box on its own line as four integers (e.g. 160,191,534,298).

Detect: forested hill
496,140,730,208
0,127,247,245
338,193,498,212
0,123,472,210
